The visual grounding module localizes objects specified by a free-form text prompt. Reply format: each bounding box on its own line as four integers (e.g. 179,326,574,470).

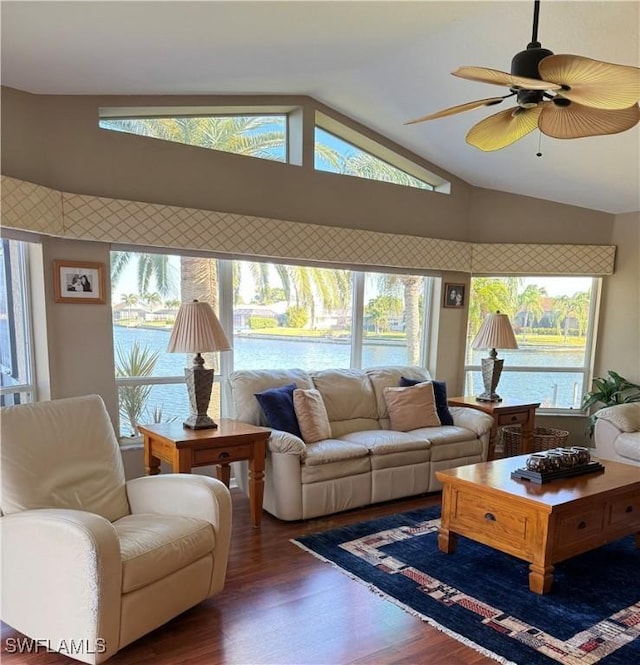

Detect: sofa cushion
311,368,378,423
400,377,454,426
115,514,215,593
615,432,640,462
366,365,432,420
294,388,332,443
304,439,370,466
341,429,431,455
228,369,314,425
255,383,302,438
383,382,441,431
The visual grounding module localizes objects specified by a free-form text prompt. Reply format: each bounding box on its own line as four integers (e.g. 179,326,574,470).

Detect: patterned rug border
291,536,516,665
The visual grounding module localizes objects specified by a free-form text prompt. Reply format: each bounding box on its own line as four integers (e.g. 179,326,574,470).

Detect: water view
114,325,585,434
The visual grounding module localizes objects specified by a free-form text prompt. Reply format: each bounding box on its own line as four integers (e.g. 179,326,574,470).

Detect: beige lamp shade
166,300,231,430
167,300,231,354
472,312,518,351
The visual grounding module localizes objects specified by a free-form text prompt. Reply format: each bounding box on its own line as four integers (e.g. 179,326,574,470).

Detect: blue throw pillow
399,377,454,426
255,383,302,438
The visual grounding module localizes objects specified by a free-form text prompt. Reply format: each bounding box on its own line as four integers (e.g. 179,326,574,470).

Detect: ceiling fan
406,0,640,151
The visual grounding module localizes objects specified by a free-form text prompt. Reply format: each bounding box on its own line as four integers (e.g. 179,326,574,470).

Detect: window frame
0,238,37,406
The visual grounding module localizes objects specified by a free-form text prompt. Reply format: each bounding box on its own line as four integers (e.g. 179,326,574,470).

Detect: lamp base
183,414,218,430
477,355,504,403
184,364,218,430
476,392,503,402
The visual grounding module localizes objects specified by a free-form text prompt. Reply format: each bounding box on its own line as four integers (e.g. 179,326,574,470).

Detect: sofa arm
126,474,232,596
0,509,122,663
268,429,307,457
450,406,494,437
595,403,640,433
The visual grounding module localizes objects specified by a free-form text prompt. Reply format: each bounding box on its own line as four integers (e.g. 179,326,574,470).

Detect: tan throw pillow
383,382,441,432
293,388,332,443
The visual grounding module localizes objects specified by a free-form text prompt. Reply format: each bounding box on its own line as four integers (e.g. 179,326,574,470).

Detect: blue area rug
292,506,640,665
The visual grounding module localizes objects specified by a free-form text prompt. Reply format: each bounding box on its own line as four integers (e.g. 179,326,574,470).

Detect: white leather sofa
1,395,232,664
229,365,493,520
594,402,640,466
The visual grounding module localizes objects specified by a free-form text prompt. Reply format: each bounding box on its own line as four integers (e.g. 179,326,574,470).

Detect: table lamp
471,311,518,402
167,300,231,429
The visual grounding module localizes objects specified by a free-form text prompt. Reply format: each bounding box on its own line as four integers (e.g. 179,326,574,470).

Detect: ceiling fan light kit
407,0,640,152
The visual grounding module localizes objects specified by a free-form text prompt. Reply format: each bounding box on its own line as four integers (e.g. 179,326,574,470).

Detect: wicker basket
501,425,569,457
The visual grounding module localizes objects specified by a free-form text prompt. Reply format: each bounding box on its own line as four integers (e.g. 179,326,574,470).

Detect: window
111,250,223,437
315,128,434,190
315,111,449,192
464,276,600,411
362,271,430,366
98,104,450,193
0,238,35,406
100,113,288,163
231,260,353,370
112,250,436,437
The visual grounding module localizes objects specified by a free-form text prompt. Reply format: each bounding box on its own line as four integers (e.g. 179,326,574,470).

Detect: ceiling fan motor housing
511,41,554,107
511,41,554,79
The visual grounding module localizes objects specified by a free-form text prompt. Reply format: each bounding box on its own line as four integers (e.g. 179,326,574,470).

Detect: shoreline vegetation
112,322,586,350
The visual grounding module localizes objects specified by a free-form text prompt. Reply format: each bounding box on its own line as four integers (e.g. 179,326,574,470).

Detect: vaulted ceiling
2,1,639,214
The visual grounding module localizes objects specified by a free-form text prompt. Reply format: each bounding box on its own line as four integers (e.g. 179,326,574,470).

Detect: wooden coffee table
436,456,640,593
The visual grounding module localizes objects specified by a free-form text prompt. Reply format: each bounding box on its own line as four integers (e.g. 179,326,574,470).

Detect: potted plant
582,370,640,436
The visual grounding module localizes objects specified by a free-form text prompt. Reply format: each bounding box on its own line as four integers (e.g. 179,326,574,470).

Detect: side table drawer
194,445,252,465
497,411,529,427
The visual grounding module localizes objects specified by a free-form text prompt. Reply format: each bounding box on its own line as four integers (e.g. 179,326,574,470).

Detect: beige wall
2,86,638,448
595,212,640,384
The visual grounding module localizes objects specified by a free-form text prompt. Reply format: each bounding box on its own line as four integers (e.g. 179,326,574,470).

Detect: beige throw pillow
383,382,441,432
293,388,332,443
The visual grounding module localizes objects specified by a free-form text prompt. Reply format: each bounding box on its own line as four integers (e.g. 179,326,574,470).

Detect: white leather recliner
0,395,232,664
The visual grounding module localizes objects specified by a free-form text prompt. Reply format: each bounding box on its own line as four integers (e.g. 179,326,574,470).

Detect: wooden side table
138,419,271,527
447,396,540,461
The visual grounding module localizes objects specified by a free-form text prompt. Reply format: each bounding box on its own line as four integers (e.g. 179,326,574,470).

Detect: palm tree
141,292,162,311
111,251,175,297
518,285,547,341
120,293,139,325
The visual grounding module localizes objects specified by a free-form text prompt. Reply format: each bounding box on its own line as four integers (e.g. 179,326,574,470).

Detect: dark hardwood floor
1,490,494,665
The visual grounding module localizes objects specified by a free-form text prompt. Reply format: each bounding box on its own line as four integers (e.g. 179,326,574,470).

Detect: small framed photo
53,260,106,304
443,283,465,308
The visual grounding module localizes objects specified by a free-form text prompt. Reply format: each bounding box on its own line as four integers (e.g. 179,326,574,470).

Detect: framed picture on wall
443,283,465,308
53,260,106,304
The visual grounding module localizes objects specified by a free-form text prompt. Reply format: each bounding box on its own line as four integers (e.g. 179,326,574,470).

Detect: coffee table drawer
608,494,640,527
452,490,533,551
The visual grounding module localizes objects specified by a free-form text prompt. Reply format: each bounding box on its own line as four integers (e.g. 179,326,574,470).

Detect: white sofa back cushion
229,368,314,425
311,368,379,436
1,394,130,521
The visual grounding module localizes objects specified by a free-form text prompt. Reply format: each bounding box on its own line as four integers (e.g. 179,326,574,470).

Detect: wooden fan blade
539,100,640,139
466,105,543,151
405,97,506,124
453,66,561,91
539,55,640,110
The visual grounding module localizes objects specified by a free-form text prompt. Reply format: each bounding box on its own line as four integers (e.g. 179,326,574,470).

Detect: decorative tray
511,460,605,485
